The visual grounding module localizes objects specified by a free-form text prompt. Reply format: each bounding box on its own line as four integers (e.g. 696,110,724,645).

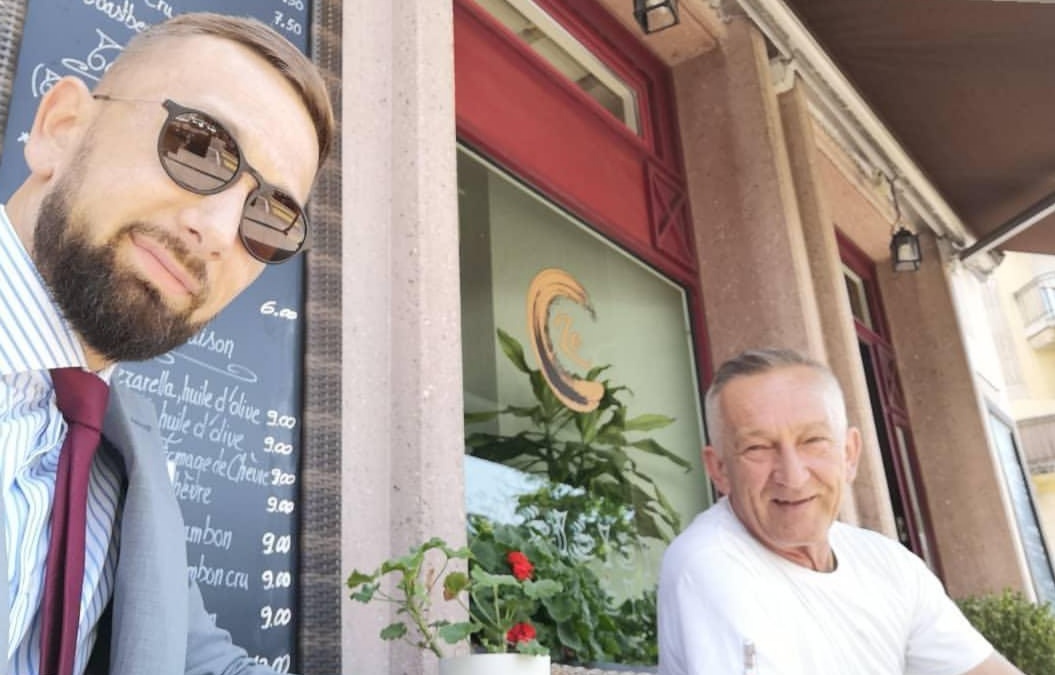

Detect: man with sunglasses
0,12,333,675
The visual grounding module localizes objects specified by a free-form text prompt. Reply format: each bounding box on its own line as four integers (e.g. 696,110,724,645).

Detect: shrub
956,589,1055,675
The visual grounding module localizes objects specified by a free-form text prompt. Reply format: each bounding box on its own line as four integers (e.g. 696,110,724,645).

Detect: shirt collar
0,203,104,380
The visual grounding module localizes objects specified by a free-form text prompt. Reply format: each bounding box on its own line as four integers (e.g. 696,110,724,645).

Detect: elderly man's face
30,35,319,364
703,366,861,570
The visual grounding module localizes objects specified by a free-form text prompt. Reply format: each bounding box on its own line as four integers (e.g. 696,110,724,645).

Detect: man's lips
129,232,202,297
772,496,816,507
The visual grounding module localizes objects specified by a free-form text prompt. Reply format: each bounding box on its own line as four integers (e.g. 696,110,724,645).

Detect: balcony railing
1015,272,1055,349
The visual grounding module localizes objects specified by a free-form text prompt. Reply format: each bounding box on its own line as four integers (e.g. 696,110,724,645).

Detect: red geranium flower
506,551,533,581
506,621,536,644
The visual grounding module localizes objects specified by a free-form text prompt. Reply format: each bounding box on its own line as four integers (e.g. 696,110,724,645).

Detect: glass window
987,411,1055,605
458,146,706,663
843,264,873,331
473,0,641,134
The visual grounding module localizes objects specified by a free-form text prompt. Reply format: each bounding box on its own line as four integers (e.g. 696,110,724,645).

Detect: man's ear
24,76,93,179
702,445,731,496
844,426,862,482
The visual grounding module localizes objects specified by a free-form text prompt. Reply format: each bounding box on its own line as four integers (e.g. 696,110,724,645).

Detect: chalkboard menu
0,1,312,671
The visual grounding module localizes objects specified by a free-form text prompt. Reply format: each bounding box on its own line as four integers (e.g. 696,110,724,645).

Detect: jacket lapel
99,380,188,675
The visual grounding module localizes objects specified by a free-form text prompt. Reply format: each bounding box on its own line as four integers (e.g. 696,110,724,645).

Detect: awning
780,0,1055,258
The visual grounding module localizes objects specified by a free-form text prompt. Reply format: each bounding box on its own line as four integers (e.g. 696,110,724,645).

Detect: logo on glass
526,268,603,413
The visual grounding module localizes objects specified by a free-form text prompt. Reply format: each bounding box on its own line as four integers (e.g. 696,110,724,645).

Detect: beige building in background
991,253,1055,547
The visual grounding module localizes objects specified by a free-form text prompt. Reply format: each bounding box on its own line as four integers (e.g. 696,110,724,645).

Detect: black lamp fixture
886,176,922,272
890,227,922,272
634,0,680,35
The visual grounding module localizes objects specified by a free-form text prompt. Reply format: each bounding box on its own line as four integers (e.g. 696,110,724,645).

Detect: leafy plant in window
465,329,690,543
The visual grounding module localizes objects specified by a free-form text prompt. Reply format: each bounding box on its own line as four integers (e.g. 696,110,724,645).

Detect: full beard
33,187,208,363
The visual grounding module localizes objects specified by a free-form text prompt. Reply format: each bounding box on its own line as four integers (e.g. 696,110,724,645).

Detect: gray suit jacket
0,377,280,675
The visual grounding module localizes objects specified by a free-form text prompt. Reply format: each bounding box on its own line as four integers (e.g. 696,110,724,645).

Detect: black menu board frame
0,1,319,670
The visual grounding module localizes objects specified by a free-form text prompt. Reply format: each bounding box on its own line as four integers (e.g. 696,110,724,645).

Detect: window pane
473,0,641,134
458,146,706,663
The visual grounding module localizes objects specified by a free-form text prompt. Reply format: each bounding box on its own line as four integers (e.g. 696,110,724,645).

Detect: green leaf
348,583,377,603
346,570,375,588
498,329,533,373
465,434,544,465
464,410,501,425
437,621,478,644
443,571,470,597
630,438,692,469
524,578,563,599
585,364,611,380
624,413,676,432
515,639,551,657
380,622,408,641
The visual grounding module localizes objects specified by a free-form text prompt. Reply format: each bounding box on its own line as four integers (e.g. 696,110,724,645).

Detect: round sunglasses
93,95,309,264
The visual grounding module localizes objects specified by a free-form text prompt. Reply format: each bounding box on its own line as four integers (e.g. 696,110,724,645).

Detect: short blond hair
102,12,335,169
704,348,845,448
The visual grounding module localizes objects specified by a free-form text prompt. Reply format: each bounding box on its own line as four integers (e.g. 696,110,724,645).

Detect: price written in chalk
260,300,298,320
267,496,295,514
272,11,303,36
252,654,291,674
260,606,293,630
263,436,294,456
266,410,298,429
262,532,292,555
261,569,293,590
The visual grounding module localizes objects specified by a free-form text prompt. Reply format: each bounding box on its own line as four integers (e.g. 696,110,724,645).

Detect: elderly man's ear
844,426,862,483
702,445,730,496
24,76,94,179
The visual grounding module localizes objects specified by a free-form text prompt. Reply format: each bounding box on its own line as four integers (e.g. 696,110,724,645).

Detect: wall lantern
634,0,679,34
885,175,922,272
890,227,922,272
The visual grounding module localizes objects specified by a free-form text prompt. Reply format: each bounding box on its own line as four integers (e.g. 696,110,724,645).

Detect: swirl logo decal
526,268,603,413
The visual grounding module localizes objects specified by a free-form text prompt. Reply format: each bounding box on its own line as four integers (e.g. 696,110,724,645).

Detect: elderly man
657,348,1022,675
0,12,333,675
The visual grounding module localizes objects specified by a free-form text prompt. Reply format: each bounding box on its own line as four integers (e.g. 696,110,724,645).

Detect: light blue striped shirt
0,205,122,675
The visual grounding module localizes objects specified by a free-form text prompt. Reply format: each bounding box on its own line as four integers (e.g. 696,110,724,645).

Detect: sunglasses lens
241,188,308,263
159,111,240,192
158,105,308,264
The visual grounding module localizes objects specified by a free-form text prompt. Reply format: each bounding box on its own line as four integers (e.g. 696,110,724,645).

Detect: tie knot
50,367,110,432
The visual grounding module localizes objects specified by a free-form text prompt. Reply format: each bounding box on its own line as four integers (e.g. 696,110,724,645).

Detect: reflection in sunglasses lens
160,113,239,192
158,110,307,264
242,190,305,263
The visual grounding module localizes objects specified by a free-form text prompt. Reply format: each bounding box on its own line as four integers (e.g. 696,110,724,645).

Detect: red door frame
839,231,943,576
453,0,712,384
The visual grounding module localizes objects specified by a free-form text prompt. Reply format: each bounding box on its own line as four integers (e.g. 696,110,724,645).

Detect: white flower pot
439,653,550,675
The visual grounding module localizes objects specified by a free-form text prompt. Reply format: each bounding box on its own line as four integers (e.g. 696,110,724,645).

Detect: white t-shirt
657,498,993,675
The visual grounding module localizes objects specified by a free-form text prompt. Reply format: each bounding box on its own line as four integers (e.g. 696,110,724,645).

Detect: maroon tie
40,367,109,675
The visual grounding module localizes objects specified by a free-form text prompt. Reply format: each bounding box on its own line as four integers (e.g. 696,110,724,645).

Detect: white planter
439,653,550,675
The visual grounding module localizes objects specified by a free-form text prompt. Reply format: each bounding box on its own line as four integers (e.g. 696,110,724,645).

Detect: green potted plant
347,536,561,674
472,501,658,668
465,329,690,543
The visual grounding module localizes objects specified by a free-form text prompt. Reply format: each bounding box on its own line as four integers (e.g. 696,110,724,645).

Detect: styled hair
704,348,844,447
102,12,335,169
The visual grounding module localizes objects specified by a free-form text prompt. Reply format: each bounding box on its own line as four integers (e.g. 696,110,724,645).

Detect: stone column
673,18,826,367
777,81,896,534
342,2,466,674
880,232,1029,598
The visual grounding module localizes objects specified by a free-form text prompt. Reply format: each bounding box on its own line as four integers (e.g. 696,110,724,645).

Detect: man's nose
177,179,251,258
772,443,810,487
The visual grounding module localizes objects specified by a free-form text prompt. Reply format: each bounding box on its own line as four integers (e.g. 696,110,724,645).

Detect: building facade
0,1,1045,673
337,1,1047,672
